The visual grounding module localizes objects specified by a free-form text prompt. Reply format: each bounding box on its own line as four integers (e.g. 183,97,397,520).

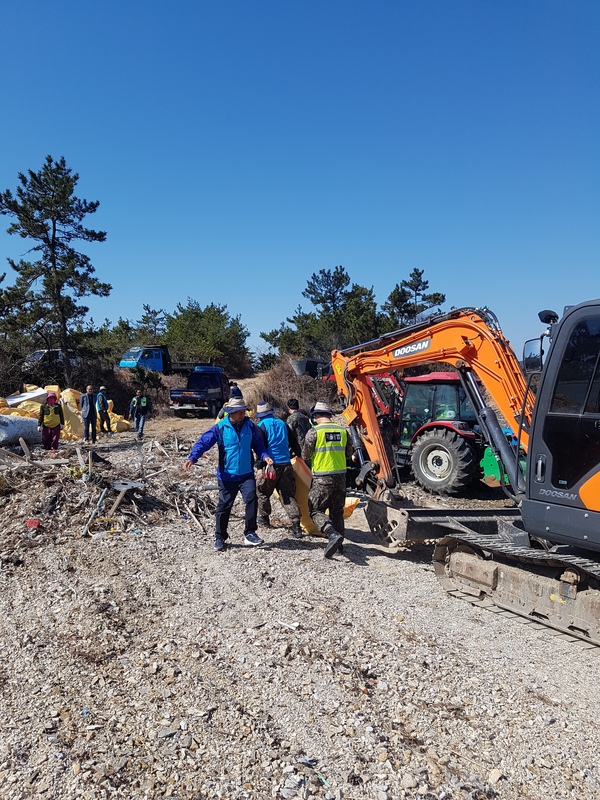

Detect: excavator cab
523,303,600,552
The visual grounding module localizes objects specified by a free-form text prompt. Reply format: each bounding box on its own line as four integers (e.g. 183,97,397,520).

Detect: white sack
0,416,42,446
6,388,48,408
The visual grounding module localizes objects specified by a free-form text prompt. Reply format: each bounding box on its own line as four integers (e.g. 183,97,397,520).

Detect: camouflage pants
256,463,300,524
308,474,346,536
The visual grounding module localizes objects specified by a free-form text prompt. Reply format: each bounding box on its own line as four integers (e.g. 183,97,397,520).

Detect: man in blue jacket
184,397,273,551
254,402,302,538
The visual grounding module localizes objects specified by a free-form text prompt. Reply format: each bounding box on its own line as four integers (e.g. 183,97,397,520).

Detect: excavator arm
332,307,535,491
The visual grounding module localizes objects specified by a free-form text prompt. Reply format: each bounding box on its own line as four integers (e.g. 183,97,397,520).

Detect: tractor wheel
411,429,477,494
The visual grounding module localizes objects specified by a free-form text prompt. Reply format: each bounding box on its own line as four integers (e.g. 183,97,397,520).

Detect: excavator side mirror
523,338,543,373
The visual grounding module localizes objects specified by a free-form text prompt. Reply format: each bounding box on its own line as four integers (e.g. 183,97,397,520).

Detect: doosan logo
393,339,432,358
539,488,578,501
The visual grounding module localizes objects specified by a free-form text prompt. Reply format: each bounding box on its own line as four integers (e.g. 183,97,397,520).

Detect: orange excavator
332,306,535,499
330,302,600,645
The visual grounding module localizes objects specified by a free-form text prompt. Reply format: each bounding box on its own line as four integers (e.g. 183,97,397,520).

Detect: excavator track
433,528,600,648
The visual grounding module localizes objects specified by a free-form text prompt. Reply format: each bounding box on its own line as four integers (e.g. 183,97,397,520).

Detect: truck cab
119,346,169,372
169,365,230,417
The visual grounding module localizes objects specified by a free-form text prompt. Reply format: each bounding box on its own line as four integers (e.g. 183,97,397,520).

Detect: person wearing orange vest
301,401,352,559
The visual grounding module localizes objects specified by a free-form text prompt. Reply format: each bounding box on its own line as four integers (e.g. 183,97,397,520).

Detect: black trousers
215,476,258,539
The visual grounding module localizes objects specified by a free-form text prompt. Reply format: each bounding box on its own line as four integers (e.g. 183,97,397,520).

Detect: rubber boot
323,524,343,559
291,521,302,539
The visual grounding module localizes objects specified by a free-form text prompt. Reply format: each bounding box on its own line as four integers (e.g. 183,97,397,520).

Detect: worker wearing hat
301,401,352,558
184,396,274,551
37,391,64,451
254,402,302,538
96,386,112,434
217,384,245,420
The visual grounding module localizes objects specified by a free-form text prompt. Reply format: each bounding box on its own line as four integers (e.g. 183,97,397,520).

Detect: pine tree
0,155,110,384
383,269,445,328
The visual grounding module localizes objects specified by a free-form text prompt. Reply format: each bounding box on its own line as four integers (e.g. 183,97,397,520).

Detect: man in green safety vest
129,389,152,439
301,401,352,559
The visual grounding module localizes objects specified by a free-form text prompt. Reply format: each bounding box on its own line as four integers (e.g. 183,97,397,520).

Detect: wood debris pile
0,432,218,563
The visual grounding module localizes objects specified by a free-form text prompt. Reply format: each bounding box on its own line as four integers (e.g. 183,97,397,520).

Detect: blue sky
1,1,598,359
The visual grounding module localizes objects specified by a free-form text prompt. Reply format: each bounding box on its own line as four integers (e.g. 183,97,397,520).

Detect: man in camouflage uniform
286,398,311,452
254,401,302,538
301,401,352,559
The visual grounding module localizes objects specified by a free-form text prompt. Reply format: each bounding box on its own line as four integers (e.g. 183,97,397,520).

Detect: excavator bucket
366,497,523,550
365,498,411,547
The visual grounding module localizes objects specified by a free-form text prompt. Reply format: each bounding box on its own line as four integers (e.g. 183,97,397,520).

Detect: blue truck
169,365,231,418
119,345,197,375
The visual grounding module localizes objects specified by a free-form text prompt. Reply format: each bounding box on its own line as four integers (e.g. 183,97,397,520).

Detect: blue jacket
80,393,97,419
257,416,292,464
96,391,109,412
189,416,269,481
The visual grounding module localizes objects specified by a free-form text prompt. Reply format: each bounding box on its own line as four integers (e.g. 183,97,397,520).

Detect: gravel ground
0,416,599,800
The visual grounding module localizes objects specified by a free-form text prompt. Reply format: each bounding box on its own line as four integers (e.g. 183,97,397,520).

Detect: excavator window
550,318,600,414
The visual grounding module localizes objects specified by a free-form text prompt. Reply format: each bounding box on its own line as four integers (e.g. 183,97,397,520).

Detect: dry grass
243,360,338,416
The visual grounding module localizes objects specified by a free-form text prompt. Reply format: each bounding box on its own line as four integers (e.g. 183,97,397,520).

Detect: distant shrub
245,360,337,417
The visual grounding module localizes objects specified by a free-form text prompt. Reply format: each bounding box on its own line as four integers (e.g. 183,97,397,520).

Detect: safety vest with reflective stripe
311,423,347,476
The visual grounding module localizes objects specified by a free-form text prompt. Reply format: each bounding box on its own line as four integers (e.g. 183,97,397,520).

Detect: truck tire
209,401,218,418
411,429,477,494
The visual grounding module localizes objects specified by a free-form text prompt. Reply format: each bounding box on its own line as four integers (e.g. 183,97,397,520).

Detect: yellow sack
112,415,132,432
62,388,82,409
61,401,83,439
44,385,62,400
14,400,42,417
291,457,360,536
106,399,133,432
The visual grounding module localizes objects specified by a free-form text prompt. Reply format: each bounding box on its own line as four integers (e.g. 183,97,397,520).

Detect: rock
157,727,179,738
488,768,503,785
401,772,418,789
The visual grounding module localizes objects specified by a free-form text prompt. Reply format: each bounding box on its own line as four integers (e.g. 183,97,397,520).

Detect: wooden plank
108,488,128,517
19,437,31,460
156,441,169,457
0,447,29,464
0,447,51,471
183,502,205,532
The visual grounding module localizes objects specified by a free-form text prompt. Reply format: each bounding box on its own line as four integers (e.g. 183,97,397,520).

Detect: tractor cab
398,373,477,447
